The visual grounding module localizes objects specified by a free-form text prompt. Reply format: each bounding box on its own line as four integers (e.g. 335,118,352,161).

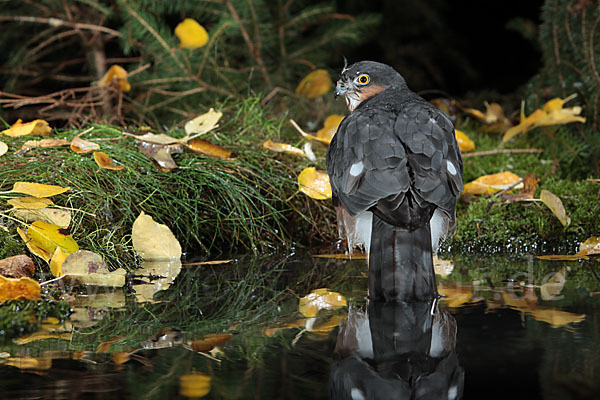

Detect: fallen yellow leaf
17,227,52,262
93,151,124,170
502,94,585,143
298,167,332,200
1,119,52,137
49,247,71,277
0,275,41,301
184,108,223,136
454,129,475,152
61,250,126,286
13,208,71,228
463,171,522,195
315,115,344,144
540,189,570,227
187,139,232,159
18,138,70,154
26,221,79,256
0,141,7,156
578,236,600,256
97,65,130,92
263,140,307,158
296,69,332,99
175,18,209,49
463,102,507,124
12,182,70,197
4,357,52,370
299,288,347,317
7,197,54,209
132,211,182,260
70,134,100,153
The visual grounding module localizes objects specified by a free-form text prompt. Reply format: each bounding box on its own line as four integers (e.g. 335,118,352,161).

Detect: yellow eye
357,74,370,85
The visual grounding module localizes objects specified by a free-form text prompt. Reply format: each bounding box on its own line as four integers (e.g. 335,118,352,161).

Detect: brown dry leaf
1,119,52,137
112,352,131,364
93,151,124,171
296,69,332,98
502,94,586,143
0,255,35,278
187,139,231,159
540,189,570,227
463,171,523,195
132,211,182,260
454,129,475,153
0,141,7,156
184,108,222,136
0,275,41,301
18,138,70,154
175,18,209,49
263,139,307,158
191,334,233,352
70,134,100,154
13,208,71,228
138,141,183,170
577,236,600,256
299,288,347,317
12,182,70,197
298,167,332,200
97,65,130,92
96,336,124,353
7,197,54,209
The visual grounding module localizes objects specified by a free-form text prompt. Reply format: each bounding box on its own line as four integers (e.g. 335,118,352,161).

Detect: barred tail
368,215,438,302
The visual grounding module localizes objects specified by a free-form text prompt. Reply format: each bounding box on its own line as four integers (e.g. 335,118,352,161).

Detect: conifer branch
0,16,121,37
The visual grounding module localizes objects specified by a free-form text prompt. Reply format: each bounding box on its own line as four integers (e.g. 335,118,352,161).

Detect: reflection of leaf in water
530,308,585,328
13,330,72,345
4,357,52,370
438,285,474,308
0,275,41,301
299,288,346,317
540,267,567,300
132,260,182,302
179,372,211,398
191,334,233,352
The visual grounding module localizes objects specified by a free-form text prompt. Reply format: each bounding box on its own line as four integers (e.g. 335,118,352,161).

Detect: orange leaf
299,288,346,317
454,129,475,152
1,119,52,137
93,151,124,171
296,69,332,98
263,140,307,158
187,139,232,159
97,65,130,92
71,134,100,154
315,114,345,144
463,171,522,195
298,167,332,200
0,275,41,301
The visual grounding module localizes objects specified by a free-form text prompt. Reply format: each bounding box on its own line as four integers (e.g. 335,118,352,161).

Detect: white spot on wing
447,160,457,175
349,161,364,176
429,117,437,124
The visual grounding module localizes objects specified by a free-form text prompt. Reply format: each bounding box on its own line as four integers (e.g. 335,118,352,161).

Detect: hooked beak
334,81,350,99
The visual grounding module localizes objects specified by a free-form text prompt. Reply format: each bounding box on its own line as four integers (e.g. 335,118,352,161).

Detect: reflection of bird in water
327,61,463,302
329,301,464,399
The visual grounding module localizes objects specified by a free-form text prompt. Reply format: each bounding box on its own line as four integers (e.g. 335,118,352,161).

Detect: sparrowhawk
326,60,463,302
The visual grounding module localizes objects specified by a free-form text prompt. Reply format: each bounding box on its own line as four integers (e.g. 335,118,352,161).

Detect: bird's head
335,60,407,112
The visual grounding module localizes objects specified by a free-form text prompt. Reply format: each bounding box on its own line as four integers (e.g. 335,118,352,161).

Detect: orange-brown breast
358,84,386,102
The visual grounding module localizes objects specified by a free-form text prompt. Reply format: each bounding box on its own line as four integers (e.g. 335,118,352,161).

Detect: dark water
1,253,599,399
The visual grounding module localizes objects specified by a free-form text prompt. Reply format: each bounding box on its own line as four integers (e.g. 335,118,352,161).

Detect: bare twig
0,16,121,37
462,148,544,158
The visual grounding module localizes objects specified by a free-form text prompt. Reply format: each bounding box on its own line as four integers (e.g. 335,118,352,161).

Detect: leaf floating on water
93,151,124,171
132,211,182,260
1,119,52,137
298,167,332,200
540,189,570,227
438,285,474,308
463,171,522,195
184,108,222,136
7,197,54,209
296,69,332,98
191,333,233,352
0,275,41,301
299,288,347,317
187,139,232,159
12,182,70,197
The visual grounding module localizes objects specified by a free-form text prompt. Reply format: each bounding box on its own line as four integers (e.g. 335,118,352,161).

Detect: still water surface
1,252,598,399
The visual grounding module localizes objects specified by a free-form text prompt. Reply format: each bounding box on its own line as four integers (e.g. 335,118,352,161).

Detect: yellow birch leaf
263,140,307,158
175,18,209,49
49,247,71,277
184,108,222,136
93,151,124,170
299,288,347,317
296,69,332,98
7,197,54,209
70,134,100,153
132,211,182,260
13,208,71,228
179,372,211,398
454,129,475,152
0,275,41,301
463,171,522,195
315,114,345,144
298,167,332,200
0,141,7,156
61,250,126,287
27,221,79,255
12,182,70,197
1,119,52,137
187,139,232,159
97,65,130,92
17,227,52,262
540,189,570,227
